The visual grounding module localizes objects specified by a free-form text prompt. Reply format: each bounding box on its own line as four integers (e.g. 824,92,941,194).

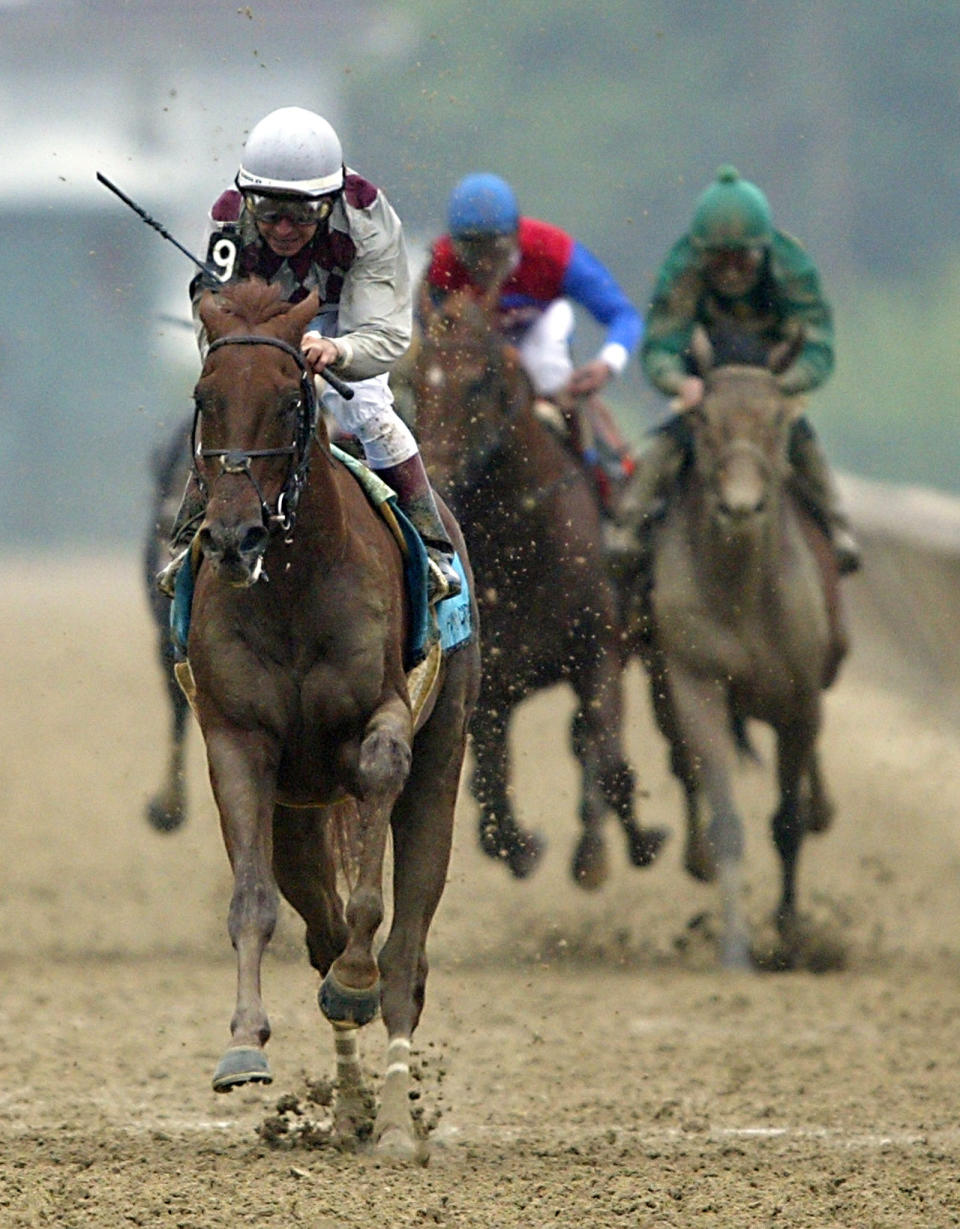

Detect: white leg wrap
385,1035,411,1078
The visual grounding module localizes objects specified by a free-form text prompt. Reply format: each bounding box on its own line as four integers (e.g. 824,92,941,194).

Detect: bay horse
178,279,480,1160
411,286,666,887
143,415,193,832
635,329,847,967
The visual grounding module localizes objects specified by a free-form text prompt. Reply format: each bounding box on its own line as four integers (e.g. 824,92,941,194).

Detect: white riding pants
517,299,575,397
309,310,418,469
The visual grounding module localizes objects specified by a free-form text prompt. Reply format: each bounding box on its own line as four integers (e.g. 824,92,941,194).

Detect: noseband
193,334,319,534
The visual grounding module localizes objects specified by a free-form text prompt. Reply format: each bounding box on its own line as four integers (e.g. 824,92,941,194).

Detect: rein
193,334,319,534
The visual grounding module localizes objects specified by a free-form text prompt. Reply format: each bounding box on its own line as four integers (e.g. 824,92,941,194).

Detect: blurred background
4,0,958,550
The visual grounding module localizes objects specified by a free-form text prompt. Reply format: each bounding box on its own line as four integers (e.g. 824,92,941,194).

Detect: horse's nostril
240,525,269,555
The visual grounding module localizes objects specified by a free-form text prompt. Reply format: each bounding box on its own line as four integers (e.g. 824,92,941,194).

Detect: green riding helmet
690,165,773,250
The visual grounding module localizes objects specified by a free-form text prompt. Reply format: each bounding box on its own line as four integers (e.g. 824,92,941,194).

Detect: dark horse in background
633,328,847,968
410,286,666,887
175,279,480,1161
143,415,193,831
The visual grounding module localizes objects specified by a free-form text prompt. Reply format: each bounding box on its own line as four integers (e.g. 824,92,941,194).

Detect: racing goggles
451,232,517,271
243,193,334,226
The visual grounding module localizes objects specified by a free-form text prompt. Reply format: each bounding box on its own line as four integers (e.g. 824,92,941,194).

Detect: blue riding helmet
447,173,519,237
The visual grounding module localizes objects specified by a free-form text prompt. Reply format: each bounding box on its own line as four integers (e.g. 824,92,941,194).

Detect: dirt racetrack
3,475,960,1228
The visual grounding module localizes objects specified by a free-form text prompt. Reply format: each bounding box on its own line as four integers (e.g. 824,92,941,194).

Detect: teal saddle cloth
171,445,472,671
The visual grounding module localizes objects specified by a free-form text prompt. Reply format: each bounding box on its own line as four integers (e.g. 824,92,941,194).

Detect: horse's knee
227,879,278,946
358,728,411,799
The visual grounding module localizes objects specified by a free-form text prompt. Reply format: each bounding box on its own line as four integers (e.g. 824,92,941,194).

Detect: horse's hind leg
771,717,818,953
374,672,471,1161
470,694,545,879
146,646,190,832
205,728,280,1091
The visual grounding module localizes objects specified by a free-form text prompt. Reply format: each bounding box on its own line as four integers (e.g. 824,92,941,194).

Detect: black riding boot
376,453,462,603
156,472,205,597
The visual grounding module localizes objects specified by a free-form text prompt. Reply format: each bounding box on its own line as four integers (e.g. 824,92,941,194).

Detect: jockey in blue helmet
420,172,644,514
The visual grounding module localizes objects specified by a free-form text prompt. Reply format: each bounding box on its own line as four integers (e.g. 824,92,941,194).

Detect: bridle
192,334,319,534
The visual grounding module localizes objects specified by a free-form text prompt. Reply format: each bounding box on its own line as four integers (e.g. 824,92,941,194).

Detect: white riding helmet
235,107,344,199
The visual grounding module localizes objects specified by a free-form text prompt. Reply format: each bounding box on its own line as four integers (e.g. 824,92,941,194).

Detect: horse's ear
689,324,714,375
288,290,321,338
198,289,226,338
768,323,805,375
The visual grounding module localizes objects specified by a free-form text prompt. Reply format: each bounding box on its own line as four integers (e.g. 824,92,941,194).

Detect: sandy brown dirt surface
3,494,960,1228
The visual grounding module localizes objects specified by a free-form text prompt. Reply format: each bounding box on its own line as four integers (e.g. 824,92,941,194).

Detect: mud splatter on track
2,487,960,1225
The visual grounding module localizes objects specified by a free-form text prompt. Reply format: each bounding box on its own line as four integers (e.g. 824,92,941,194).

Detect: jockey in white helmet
159,106,461,602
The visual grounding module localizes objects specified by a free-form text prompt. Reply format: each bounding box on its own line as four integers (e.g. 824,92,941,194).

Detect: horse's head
192,280,321,586
687,327,800,536
412,286,529,501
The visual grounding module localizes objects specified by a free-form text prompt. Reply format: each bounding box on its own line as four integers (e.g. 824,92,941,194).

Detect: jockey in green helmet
629,165,859,574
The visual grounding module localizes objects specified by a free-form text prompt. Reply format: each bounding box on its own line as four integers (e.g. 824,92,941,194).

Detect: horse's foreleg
570,665,667,889
669,672,750,968
804,748,835,833
647,659,709,879
470,695,544,879
273,802,375,1137
319,694,412,1030
205,727,279,1091
771,714,819,947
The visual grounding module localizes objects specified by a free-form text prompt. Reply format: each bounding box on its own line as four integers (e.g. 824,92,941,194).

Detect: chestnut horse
178,279,480,1160
636,332,847,967
411,287,666,887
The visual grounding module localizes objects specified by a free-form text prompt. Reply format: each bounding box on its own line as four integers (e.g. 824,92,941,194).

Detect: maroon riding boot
375,453,462,602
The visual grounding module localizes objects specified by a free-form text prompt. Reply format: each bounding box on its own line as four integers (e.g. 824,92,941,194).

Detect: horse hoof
212,1046,272,1092
478,821,545,879
720,934,753,971
684,842,717,883
572,831,608,891
146,796,186,833
318,970,380,1028
507,830,546,880
375,1125,426,1165
627,825,669,868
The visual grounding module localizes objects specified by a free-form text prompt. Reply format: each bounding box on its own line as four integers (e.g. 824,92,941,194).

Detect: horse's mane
201,278,300,336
